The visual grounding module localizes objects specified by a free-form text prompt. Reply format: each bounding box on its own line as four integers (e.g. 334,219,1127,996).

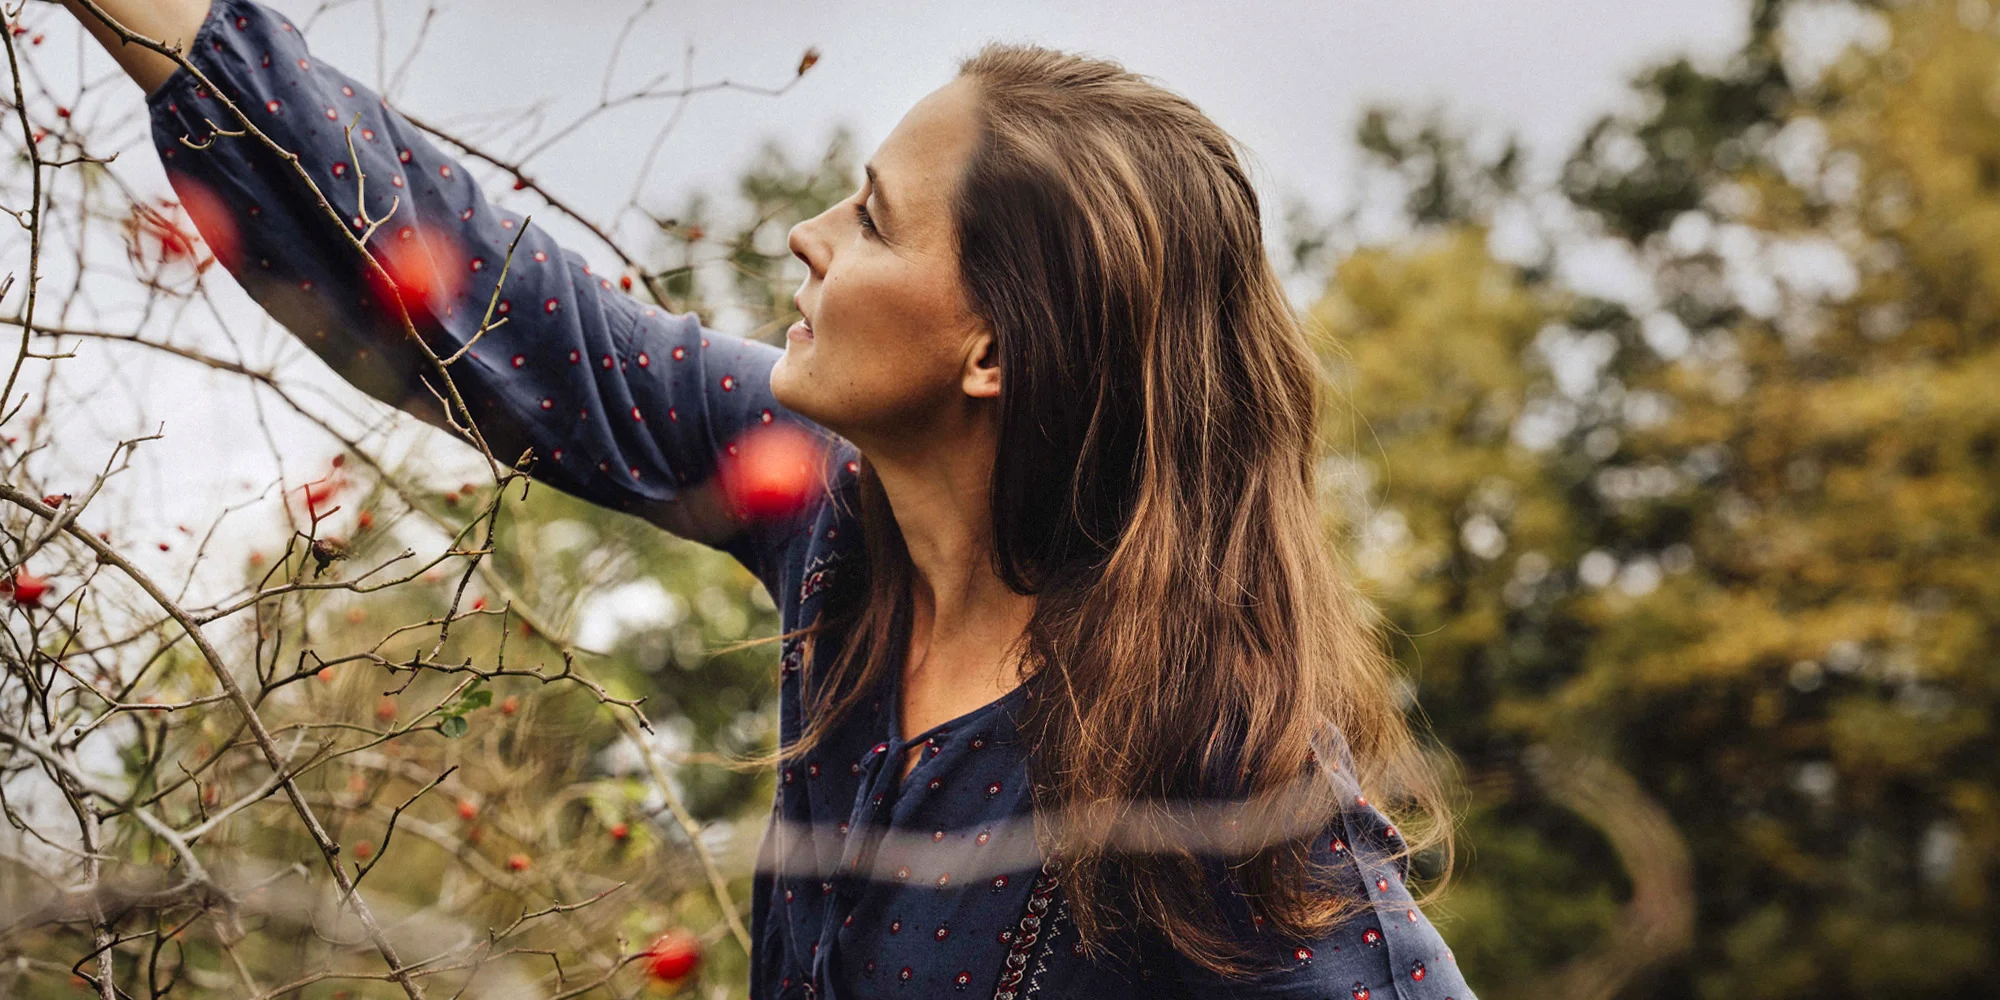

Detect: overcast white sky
324,0,1748,265
16,0,1758,600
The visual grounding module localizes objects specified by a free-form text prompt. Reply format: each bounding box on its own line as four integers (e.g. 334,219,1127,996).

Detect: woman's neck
864,422,1036,737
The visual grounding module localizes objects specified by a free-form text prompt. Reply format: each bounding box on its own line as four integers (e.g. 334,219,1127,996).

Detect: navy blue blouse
146,3,1481,997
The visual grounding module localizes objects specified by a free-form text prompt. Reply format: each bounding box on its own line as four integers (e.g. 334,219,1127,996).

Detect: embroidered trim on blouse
798,550,853,603
1019,894,1070,998
779,635,804,678
993,856,1063,1000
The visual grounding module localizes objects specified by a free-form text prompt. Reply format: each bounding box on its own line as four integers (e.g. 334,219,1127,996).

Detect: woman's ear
963,333,1002,400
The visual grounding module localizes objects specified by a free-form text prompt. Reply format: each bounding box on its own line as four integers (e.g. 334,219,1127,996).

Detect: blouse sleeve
143,0,830,592
1167,750,1482,1000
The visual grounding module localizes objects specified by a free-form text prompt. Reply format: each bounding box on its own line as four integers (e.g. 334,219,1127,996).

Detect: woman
64,0,1481,996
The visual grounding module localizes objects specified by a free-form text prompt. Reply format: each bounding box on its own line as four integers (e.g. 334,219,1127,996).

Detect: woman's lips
787,318,814,342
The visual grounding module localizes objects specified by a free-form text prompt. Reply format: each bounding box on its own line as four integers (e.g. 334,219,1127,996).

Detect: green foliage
725,126,865,328
436,680,490,737
1317,2,2000,996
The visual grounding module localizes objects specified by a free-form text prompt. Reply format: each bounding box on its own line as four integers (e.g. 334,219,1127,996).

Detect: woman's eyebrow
865,162,898,227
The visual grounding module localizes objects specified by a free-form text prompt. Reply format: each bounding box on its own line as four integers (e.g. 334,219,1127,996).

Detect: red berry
172,176,244,269
357,510,375,529
2,568,48,607
500,695,520,716
354,840,373,860
457,799,478,821
375,697,396,722
362,226,467,320
644,928,701,982
620,274,633,291
470,596,486,611
304,476,340,510
610,822,630,840
717,424,823,522
506,853,530,872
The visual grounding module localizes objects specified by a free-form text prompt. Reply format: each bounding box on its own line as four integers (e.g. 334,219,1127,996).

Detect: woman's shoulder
1140,802,1474,999
1026,820,1473,1000
1126,727,1476,998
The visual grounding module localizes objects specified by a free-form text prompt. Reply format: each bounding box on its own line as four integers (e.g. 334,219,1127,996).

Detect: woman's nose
787,218,820,275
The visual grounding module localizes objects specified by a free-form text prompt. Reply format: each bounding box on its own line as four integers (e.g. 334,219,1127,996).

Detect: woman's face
772,76,998,451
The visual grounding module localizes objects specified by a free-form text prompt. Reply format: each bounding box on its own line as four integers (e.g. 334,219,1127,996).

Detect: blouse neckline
883,665,1032,752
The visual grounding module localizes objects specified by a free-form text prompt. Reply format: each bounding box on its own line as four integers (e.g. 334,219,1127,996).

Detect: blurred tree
1312,1,1998,997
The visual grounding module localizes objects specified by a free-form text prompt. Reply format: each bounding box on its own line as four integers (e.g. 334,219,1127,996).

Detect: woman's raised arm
55,0,212,96
65,0,835,594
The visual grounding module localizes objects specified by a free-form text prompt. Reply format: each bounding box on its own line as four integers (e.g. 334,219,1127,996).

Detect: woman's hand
51,0,213,97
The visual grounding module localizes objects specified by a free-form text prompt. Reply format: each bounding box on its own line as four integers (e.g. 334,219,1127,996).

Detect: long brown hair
740,42,1463,979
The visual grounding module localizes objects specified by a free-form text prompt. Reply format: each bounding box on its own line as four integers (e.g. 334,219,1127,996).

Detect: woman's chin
768,353,813,416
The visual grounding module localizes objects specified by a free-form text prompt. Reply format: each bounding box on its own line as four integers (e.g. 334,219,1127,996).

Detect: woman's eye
854,201,878,237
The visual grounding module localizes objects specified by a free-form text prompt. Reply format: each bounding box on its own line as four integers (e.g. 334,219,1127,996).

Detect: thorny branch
0,0,826,995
